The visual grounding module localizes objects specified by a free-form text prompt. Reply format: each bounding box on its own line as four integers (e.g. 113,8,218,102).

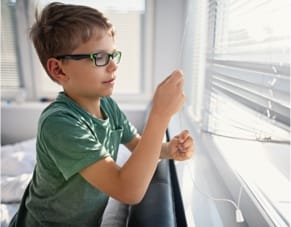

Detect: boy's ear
47,58,68,83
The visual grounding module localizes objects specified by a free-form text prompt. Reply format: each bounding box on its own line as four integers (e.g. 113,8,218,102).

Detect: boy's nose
106,59,118,72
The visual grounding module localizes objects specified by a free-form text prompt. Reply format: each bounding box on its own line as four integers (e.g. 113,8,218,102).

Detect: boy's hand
152,69,185,119
167,130,194,161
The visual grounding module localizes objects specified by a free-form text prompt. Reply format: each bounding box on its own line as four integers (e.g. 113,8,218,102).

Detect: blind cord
186,161,245,223
201,129,290,144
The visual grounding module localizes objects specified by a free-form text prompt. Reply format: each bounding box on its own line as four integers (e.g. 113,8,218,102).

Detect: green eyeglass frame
55,50,122,67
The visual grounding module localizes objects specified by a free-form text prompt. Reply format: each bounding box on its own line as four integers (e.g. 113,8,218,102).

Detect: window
1,0,150,101
1,0,22,100
184,0,290,225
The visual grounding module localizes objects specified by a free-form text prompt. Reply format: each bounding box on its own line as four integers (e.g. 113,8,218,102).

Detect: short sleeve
39,113,110,180
118,110,138,144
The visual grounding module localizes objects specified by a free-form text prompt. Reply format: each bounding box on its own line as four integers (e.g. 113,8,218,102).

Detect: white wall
153,0,186,86
1,102,48,145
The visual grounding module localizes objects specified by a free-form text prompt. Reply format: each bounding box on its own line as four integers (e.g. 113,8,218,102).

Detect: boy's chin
100,90,114,97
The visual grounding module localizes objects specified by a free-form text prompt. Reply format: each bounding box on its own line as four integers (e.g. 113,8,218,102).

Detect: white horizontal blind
204,0,290,142
1,0,22,97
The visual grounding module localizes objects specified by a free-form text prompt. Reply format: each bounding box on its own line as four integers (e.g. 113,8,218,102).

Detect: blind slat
205,0,290,137
212,75,290,107
210,65,290,93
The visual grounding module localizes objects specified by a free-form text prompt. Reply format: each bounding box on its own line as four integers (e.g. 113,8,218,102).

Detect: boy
9,2,194,227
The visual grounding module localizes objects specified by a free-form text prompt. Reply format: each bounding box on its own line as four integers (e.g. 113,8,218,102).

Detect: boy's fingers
160,69,184,86
178,130,190,142
181,138,193,149
171,70,184,86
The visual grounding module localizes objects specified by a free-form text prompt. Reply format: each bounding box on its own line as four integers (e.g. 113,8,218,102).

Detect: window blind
204,0,290,142
1,0,22,97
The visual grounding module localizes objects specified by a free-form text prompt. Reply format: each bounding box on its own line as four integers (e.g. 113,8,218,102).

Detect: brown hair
30,2,115,81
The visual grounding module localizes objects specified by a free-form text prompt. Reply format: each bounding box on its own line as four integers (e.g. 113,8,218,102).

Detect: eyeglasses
55,50,122,67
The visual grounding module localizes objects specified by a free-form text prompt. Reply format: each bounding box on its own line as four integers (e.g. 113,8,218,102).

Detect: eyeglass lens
94,51,121,66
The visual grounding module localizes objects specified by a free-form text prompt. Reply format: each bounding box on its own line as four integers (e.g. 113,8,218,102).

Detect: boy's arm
126,134,193,160
126,131,193,161
124,134,141,152
80,70,184,205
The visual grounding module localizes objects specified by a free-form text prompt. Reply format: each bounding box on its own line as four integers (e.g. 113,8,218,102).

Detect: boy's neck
64,91,104,119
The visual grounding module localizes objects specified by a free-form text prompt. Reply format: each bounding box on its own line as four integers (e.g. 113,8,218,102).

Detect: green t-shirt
21,93,137,227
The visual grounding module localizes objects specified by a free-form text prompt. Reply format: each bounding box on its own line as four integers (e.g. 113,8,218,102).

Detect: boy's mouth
102,78,115,84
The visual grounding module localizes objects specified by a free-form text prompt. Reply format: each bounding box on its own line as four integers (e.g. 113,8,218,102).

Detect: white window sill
210,134,290,226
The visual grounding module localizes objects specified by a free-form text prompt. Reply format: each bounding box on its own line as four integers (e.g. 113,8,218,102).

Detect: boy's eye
95,53,107,61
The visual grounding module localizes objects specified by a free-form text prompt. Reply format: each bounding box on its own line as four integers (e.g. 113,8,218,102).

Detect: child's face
60,32,118,99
